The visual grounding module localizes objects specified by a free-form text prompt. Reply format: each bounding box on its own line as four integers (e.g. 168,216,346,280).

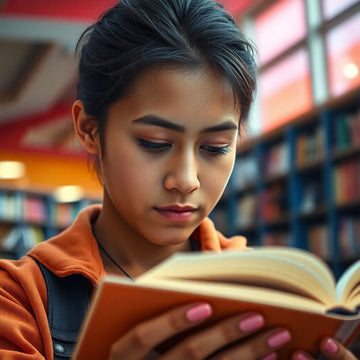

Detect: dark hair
76,0,257,179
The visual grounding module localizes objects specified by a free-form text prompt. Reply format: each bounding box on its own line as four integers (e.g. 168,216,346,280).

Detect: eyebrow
133,115,238,134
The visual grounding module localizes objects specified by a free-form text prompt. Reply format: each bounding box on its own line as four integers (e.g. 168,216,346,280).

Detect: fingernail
267,329,291,348
293,351,310,360
323,338,338,354
239,314,264,332
186,303,212,322
261,352,277,360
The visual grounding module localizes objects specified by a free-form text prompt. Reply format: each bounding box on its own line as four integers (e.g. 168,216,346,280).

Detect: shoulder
0,255,47,317
0,255,46,299
0,255,52,357
28,204,105,283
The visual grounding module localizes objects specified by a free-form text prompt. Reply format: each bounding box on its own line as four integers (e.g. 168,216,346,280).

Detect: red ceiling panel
1,0,117,22
1,0,254,21
222,0,255,16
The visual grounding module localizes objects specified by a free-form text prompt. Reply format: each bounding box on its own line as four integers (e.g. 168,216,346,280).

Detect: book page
139,247,337,305
136,276,329,314
336,260,360,306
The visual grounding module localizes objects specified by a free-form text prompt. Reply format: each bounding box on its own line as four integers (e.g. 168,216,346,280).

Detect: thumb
320,337,357,359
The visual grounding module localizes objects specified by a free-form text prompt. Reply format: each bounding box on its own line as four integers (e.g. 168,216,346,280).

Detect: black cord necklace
93,232,199,281
94,234,134,280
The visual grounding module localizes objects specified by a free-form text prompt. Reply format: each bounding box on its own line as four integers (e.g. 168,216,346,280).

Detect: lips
154,205,198,222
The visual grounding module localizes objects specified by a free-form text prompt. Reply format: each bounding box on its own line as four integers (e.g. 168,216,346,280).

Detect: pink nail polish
239,314,264,332
186,303,212,322
267,329,291,348
261,352,277,360
323,338,338,354
293,352,310,360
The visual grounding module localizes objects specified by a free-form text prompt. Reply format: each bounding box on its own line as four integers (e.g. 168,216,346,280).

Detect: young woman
0,0,357,359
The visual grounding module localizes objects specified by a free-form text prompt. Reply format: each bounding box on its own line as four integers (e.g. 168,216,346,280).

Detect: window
254,0,306,65
326,13,360,96
259,49,312,131
241,0,360,135
322,0,359,20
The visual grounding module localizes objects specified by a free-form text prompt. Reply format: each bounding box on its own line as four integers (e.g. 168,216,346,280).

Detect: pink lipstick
154,205,197,222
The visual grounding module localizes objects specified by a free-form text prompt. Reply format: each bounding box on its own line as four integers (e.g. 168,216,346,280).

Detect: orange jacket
0,205,248,359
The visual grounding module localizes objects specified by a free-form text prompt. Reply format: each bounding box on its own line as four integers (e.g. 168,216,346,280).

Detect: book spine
339,216,360,260
263,142,289,178
308,224,331,260
236,193,257,228
333,158,360,205
23,196,47,223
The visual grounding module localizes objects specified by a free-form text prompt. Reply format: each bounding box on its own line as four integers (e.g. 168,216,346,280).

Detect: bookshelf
0,187,100,259
211,87,360,279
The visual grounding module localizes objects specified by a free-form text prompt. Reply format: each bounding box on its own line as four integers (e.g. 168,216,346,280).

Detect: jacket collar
29,205,248,285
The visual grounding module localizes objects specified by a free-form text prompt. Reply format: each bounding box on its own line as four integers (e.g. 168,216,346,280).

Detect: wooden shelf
295,157,325,173
332,144,360,162
336,199,360,212
296,206,327,221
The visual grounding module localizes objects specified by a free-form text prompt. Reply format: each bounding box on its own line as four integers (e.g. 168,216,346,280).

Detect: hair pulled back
76,0,257,136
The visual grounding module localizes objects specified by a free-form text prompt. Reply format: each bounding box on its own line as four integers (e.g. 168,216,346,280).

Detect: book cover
73,247,360,360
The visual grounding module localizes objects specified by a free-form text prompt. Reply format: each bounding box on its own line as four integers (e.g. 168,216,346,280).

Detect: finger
319,337,358,360
109,302,212,360
212,327,292,360
162,314,289,360
161,312,265,360
292,350,314,360
291,338,358,360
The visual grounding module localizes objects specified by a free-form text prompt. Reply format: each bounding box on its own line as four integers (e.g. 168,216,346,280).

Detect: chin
148,228,194,247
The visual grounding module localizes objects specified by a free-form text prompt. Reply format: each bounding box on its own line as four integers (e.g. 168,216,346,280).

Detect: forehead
124,65,239,117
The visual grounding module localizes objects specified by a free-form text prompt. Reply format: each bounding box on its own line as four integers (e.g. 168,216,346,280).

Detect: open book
72,247,360,360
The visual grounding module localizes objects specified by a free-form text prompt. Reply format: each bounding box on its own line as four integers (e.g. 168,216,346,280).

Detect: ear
72,100,100,154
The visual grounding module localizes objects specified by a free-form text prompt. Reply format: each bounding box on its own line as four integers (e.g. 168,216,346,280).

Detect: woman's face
100,66,240,246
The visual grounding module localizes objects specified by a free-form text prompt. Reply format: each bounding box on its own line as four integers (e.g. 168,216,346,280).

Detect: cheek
107,157,151,191
103,143,162,201
203,156,235,200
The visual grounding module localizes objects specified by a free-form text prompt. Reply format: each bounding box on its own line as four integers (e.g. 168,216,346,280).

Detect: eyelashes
200,145,230,156
137,139,230,157
137,139,171,153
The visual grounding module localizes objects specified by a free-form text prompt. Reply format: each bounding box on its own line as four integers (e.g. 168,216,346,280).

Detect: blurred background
0,0,358,195
0,0,359,276
0,0,359,353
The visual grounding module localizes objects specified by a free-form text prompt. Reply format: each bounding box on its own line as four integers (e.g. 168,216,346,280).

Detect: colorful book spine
339,216,360,260
263,142,289,178
52,203,72,227
308,224,331,260
333,159,360,205
0,192,22,222
260,183,287,222
296,126,325,166
333,110,360,150
23,195,47,224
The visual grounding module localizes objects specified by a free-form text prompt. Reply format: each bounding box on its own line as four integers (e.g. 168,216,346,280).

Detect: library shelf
0,186,100,260
211,86,360,278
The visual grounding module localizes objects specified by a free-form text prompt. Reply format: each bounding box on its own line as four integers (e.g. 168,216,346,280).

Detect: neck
93,198,191,278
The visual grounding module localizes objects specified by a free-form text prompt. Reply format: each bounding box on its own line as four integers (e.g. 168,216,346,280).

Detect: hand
292,337,358,360
107,302,292,359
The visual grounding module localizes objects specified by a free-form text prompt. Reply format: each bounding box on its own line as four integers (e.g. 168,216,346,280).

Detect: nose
163,150,200,194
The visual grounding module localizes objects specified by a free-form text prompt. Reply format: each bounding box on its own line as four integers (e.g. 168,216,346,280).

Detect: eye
201,145,230,157
138,139,171,153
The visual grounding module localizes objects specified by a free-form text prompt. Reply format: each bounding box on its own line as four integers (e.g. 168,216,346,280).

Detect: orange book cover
72,248,360,360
